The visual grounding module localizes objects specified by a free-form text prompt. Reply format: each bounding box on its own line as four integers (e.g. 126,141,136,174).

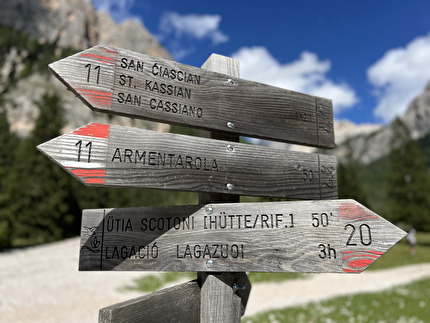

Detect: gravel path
1,237,429,323
244,263,430,317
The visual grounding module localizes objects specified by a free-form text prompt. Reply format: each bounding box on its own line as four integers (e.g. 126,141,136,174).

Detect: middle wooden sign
37,122,337,199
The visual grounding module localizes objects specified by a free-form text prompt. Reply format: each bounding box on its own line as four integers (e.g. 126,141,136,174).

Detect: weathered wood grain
48,45,335,148
198,273,250,323
37,122,338,199
197,54,246,323
79,200,406,273
198,53,241,205
98,280,200,323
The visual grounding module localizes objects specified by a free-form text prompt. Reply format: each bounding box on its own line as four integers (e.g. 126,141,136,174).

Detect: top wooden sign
49,45,335,148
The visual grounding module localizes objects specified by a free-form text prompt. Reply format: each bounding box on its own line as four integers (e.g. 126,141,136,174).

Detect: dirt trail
0,237,428,323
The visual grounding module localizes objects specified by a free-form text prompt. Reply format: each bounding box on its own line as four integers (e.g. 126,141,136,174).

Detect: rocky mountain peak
0,0,172,137
402,81,430,139
0,0,171,58
333,82,430,164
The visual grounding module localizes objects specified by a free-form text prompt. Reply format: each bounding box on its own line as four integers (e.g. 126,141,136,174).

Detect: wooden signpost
80,200,405,273
37,122,337,199
40,46,406,323
48,45,334,148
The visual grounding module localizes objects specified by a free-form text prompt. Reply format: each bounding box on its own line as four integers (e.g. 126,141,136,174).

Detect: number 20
345,224,372,246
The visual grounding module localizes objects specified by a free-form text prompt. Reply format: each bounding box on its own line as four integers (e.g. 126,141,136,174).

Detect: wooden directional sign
99,273,250,323
99,281,201,323
49,45,335,148
37,123,337,200
79,200,406,273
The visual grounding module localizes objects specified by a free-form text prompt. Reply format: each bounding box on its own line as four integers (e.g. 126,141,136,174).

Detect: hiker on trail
407,228,417,256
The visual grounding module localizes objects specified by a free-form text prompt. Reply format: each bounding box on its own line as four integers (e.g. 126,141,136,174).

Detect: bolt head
206,260,214,268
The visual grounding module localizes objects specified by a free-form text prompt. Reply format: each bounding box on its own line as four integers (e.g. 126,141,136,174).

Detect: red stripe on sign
88,98,111,107
343,250,383,257
71,169,106,177
343,268,357,273
102,47,118,54
85,178,106,184
77,89,112,107
342,250,383,273
338,202,378,221
83,95,112,107
80,53,116,65
82,93,112,100
343,253,381,260
69,168,106,185
72,123,110,138
77,89,113,96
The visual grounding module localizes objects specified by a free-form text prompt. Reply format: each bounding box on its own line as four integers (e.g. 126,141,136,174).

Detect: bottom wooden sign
99,273,251,323
80,200,405,273
99,280,200,323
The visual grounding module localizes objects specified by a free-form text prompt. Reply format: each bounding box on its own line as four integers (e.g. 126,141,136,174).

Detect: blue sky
93,0,430,125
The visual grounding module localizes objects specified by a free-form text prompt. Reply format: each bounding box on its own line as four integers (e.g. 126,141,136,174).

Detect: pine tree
337,140,369,206
3,92,79,247
386,118,430,231
0,105,19,249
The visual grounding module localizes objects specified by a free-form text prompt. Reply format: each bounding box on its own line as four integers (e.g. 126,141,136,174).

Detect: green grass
367,232,430,270
120,272,196,293
243,277,430,323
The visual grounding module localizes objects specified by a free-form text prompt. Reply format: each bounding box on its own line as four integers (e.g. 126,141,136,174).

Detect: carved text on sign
79,200,406,273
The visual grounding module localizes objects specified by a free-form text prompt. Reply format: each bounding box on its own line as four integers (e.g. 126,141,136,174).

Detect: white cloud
232,47,358,114
368,33,430,123
159,12,229,45
93,0,142,24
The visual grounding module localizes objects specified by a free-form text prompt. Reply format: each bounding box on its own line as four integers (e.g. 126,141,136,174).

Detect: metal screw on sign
226,183,234,190
226,121,234,129
206,260,214,268
227,78,236,85
227,144,234,152
232,283,246,293
205,207,213,215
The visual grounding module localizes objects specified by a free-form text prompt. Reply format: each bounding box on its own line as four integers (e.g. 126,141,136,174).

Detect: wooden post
198,54,247,322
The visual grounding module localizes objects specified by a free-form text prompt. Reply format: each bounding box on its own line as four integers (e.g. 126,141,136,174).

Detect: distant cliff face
334,81,430,164
0,0,171,58
402,82,430,140
0,0,172,137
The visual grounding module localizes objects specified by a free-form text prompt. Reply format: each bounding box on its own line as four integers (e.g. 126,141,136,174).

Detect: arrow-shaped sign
79,200,406,273
99,273,250,323
37,123,337,199
99,280,201,323
49,45,334,148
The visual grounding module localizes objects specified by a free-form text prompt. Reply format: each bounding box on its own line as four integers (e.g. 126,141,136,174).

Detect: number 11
76,140,92,162
85,64,101,84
